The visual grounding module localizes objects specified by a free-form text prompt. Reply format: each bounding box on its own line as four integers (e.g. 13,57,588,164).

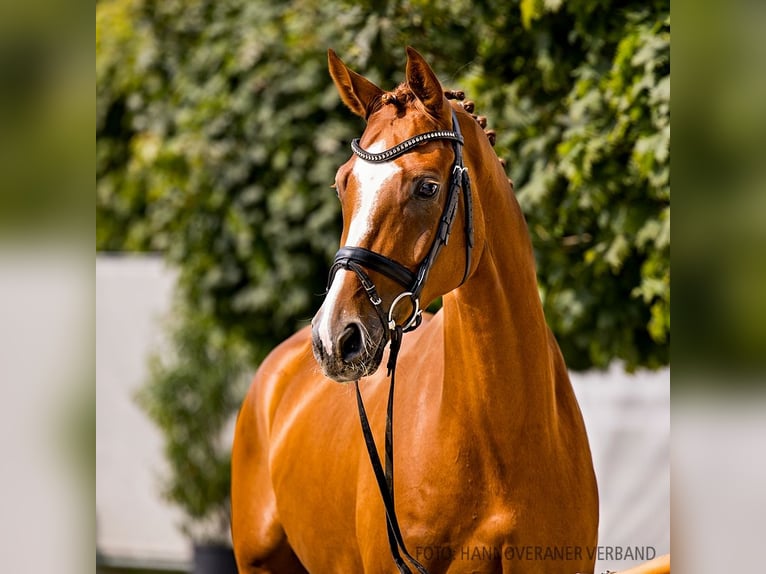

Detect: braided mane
379,84,509,174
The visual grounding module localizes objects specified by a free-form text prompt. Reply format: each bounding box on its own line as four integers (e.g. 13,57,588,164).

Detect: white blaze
317,141,401,355
317,271,347,355
346,141,402,246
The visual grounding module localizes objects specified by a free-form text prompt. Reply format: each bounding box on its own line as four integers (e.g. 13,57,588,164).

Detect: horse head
312,47,485,382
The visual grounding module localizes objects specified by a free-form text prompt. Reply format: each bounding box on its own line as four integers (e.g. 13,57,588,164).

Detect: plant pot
192,543,238,574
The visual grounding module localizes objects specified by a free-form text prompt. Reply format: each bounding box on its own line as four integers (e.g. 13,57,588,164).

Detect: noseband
327,109,474,338
325,109,474,574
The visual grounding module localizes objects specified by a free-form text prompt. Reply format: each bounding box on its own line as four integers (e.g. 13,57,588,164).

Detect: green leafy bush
135,308,250,542
97,0,669,372
464,2,670,369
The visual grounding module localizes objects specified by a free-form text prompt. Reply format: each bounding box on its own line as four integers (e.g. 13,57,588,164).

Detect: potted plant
137,303,251,574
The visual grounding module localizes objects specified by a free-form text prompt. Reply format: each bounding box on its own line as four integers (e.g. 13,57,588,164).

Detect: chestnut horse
232,48,601,573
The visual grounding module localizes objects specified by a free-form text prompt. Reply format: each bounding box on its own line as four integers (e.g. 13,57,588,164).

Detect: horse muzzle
311,302,386,383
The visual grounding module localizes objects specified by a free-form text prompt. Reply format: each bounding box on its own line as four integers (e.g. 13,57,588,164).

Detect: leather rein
326,109,474,574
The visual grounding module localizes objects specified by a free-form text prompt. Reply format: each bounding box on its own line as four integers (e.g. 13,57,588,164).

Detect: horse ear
328,49,384,119
405,46,446,119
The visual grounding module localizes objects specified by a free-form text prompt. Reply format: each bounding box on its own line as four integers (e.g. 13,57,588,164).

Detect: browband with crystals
351,130,464,163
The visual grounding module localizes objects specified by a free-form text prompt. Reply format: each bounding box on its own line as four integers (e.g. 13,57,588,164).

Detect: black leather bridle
326,109,474,574
328,109,474,339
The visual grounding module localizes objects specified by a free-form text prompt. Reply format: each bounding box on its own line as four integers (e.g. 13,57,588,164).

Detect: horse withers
232,47,601,573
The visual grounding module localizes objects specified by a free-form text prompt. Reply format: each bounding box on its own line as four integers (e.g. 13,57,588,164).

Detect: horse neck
441,136,559,433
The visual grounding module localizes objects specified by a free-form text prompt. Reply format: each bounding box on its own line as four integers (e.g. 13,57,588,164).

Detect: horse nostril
338,323,364,363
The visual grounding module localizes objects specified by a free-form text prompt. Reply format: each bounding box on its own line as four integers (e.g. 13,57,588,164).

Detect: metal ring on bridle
388,292,420,332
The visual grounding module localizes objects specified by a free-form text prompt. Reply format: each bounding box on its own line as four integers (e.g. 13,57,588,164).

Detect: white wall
572,365,670,571
96,256,190,568
95,255,669,572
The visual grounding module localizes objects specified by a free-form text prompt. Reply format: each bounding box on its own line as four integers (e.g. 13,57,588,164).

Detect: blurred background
5,0,766,572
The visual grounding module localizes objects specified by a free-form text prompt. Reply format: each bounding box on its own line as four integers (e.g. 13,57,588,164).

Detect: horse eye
416,181,439,198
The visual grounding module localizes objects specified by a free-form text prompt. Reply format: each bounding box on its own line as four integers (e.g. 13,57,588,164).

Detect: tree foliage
97,0,669,371
466,2,670,369
135,307,250,542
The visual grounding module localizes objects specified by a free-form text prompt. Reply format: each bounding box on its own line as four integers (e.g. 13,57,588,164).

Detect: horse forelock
380,83,416,109
366,83,512,188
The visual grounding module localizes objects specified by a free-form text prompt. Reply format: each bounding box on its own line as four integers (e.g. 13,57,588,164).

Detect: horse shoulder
231,326,313,573
237,326,314,433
